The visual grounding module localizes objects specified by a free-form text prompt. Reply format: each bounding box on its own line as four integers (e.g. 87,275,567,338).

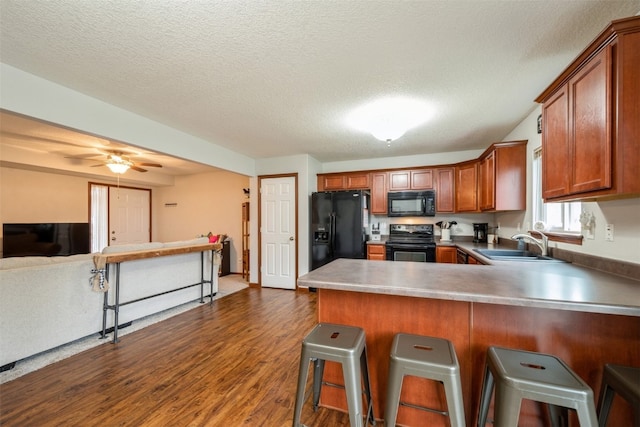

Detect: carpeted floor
0,275,249,384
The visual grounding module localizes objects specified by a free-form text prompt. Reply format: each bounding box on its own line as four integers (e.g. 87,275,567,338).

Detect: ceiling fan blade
64,154,104,160
136,162,163,168
90,163,106,168
130,165,148,172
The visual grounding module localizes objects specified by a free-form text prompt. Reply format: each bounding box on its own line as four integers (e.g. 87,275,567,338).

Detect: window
90,184,108,253
532,148,581,232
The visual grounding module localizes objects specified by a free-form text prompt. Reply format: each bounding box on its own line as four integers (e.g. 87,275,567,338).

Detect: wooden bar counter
297,258,640,426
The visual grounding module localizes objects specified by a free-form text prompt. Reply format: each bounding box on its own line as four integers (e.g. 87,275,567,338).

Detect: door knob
289,236,295,241
111,237,116,241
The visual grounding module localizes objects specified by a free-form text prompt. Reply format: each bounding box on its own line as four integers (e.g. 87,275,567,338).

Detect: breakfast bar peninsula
297,258,640,426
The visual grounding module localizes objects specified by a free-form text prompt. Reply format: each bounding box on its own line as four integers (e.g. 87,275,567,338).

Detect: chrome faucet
511,232,548,256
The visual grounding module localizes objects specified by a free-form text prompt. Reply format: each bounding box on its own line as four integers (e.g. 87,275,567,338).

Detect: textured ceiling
1,1,639,165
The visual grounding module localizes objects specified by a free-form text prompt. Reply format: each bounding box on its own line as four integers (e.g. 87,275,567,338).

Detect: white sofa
0,237,219,369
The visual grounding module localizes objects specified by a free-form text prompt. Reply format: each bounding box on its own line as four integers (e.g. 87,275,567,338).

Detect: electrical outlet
605,224,614,241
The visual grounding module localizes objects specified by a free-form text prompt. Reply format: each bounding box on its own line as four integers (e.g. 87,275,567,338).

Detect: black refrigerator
310,190,369,270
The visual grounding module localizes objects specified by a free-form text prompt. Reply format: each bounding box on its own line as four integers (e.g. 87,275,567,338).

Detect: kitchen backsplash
369,213,496,237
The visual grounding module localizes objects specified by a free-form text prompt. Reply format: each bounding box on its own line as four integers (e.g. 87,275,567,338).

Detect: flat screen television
2,223,90,258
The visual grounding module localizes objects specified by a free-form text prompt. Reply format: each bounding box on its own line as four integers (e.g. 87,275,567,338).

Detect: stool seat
477,347,598,427
597,364,640,426
292,323,375,427
385,333,465,427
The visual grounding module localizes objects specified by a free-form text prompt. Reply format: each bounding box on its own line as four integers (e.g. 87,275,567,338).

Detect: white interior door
108,187,151,246
260,176,296,289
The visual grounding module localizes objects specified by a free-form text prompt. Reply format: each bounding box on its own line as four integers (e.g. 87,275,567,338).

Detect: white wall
498,107,640,264
253,154,322,284
322,149,484,173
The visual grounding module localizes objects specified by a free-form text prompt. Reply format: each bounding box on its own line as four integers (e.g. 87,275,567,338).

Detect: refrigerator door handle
329,213,336,257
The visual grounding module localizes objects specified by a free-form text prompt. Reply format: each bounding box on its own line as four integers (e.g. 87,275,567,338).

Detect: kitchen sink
473,249,565,262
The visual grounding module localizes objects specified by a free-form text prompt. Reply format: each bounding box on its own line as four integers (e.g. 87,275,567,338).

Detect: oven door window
394,251,427,262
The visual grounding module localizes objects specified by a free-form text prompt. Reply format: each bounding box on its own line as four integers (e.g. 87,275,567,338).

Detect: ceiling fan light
106,162,130,174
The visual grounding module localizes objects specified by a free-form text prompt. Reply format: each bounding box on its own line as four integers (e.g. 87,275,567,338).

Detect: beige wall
153,170,250,273
1,167,92,224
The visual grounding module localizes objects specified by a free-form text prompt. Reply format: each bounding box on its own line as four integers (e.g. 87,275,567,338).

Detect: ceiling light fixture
105,155,132,174
347,96,434,145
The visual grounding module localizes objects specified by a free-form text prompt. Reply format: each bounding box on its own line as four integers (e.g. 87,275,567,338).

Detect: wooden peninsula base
317,289,640,426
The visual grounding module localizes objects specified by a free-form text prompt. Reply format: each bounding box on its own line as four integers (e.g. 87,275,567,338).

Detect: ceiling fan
67,150,163,174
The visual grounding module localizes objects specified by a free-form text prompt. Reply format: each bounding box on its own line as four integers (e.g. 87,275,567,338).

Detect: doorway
90,183,152,251
259,174,297,289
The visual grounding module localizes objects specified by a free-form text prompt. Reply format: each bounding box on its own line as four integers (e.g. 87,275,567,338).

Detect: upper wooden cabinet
455,161,479,212
536,16,640,201
388,169,434,191
318,171,370,191
435,167,455,213
479,141,527,211
370,172,387,214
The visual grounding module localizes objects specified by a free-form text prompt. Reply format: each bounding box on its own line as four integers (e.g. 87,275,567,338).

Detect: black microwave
387,190,436,217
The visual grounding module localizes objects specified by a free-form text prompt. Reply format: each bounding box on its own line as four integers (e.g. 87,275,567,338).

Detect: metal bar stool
477,346,598,427
597,364,640,426
385,333,465,427
292,323,375,427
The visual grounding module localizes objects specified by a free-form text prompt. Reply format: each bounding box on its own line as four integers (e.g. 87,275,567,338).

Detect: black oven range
385,224,436,262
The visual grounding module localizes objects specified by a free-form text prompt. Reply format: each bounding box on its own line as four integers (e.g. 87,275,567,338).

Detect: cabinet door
345,172,370,189
436,246,456,263
455,162,478,212
370,172,387,214
388,171,410,191
569,46,612,195
542,86,571,199
411,169,434,189
388,169,434,190
479,151,495,211
367,244,386,261
435,168,455,213
320,175,346,191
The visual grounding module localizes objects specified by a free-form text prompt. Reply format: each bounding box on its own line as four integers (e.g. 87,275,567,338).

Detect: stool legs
384,355,403,427
361,347,375,426
342,351,365,427
443,367,466,427
477,364,494,427
312,358,324,411
293,346,313,426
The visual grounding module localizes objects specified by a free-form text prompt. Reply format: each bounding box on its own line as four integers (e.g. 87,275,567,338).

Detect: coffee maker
473,223,488,243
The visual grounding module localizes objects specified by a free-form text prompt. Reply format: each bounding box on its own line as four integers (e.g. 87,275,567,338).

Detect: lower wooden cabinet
468,255,483,265
436,246,457,263
367,244,386,261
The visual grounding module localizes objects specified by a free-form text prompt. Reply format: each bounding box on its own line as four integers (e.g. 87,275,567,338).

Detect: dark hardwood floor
0,288,355,426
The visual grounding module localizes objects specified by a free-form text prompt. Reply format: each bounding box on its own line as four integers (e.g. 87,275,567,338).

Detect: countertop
298,255,640,317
